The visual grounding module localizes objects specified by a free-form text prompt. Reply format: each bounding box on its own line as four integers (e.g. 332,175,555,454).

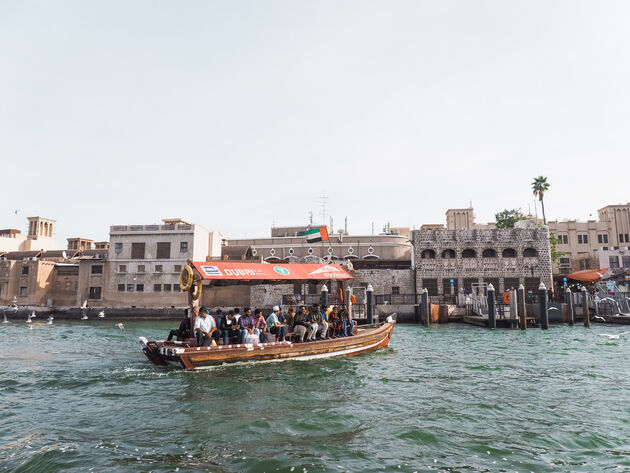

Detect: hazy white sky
1,1,629,243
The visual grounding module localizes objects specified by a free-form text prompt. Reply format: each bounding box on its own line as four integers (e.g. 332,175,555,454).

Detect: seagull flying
599,332,628,340
116,323,125,332
81,312,88,320
592,316,606,322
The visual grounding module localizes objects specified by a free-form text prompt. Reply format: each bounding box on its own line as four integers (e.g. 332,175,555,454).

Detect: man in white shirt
194,308,216,346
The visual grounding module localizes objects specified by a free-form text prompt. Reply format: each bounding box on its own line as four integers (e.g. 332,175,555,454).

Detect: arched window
461,249,477,258
421,249,436,259
502,248,517,258
523,248,538,257
441,249,456,259
482,249,497,258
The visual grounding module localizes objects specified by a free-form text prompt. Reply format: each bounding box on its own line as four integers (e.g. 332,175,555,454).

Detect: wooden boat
139,320,395,370
138,261,396,370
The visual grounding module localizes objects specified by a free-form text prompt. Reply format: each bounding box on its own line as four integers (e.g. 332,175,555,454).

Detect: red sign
191,262,353,280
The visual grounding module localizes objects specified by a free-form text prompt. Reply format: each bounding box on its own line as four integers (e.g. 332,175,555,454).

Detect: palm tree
531,176,550,225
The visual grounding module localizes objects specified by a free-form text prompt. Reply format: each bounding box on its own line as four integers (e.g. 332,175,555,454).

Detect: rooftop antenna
308,211,313,227
372,222,374,235
320,192,328,226
344,217,348,235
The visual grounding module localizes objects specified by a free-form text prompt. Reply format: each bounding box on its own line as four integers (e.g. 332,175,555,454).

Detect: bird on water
599,332,628,340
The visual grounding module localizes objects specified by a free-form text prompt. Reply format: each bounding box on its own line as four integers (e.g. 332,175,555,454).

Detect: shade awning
192,262,353,281
566,268,609,283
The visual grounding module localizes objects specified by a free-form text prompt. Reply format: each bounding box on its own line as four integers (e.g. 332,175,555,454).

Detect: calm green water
1,321,629,472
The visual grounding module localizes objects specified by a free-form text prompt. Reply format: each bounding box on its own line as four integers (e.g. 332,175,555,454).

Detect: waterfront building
104,219,222,307
0,216,59,253
547,202,630,277
412,217,552,297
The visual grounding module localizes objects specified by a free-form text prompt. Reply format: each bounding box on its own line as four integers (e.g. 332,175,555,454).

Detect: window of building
117,284,125,292
523,248,538,257
609,256,620,269
626,234,630,243
172,284,180,292
461,249,476,258
89,287,102,299
308,283,317,295
131,242,145,259
20,286,27,296
502,248,517,258
620,234,624,244
559,257,570,269
578,234,588,244
598,234,609,244
118,265,127,273
293,282,302,295
154,284,162,292
155,265,163,273
156,242,171,259
579,259,591,270
561,235,568,244
137,264,145,273
136,284,144,292
115,242,123,254
21,266,29,275
623,256,630,268
91,265,103,275
173,264,182,273
392,286,400,295
127,284,135,292
180,241,188,253
164,284,172,292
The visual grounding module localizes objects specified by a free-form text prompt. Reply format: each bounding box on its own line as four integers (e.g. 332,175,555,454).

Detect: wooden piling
566,287,574,326
509,288,517,329
366,284,374,325
487,283,496,330
539,282,549,330
421,288,429,326
320,284,328,308
582,287,590,328
518,284,526,330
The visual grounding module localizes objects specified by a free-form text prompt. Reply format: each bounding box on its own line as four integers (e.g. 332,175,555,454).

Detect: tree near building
495,209,528,229
531,176,550,225
549,232,565,267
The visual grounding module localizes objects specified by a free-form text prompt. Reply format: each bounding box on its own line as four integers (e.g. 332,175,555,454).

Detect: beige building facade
548,202,630,276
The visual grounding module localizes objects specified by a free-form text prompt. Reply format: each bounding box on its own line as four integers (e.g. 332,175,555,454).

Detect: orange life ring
350,294,356,304
503,291,510,304
338,288,344,302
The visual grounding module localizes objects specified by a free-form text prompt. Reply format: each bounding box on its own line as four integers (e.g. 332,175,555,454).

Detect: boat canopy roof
191,261,353,281
566,268,609,283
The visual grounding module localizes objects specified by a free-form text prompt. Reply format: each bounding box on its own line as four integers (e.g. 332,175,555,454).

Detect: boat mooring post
539,282,549,330
509,288,518,329
518,284,527,330
487,284,496,330
320,284,328,308
366,284,374,324
421,288,429,326
566,287,574,326
582,287,590,328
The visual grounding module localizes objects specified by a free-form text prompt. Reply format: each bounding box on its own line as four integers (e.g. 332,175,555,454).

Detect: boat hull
139,321,395,370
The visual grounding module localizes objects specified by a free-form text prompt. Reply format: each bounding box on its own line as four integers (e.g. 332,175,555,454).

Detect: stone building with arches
412,220,552,296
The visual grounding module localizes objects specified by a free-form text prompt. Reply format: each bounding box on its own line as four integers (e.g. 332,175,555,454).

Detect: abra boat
138,261,396,370
140,320,395,370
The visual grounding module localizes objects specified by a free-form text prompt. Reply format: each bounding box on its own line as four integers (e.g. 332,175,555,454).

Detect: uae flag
305,226,330,243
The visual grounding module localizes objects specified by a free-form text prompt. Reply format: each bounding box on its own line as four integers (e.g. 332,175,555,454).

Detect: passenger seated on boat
167,309,191,342
221,310,239,345
328,306,341,337
284,306,295,330
212,309,224,344
292,306,311,342
312,304,329,340
253,309,267,335
340,308,356,336
238,308,255,344
194,308,216,347
233,308,241,322
308,304,322,341
266,305,286,341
